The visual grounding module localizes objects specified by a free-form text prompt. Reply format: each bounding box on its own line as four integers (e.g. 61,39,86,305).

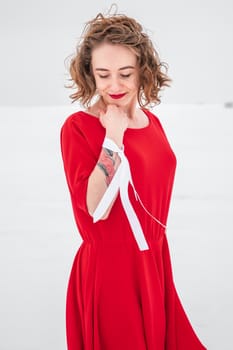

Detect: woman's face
91,43,140,109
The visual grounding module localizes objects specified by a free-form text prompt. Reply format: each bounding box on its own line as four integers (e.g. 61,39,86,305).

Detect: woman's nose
108,78,122,92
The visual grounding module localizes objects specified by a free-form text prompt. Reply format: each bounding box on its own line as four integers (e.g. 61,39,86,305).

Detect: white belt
93,137,167,251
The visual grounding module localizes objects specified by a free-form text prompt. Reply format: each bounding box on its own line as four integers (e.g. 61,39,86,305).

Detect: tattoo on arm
97,147,119,186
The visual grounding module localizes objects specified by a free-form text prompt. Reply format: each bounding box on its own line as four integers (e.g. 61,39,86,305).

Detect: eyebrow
95,66,135,71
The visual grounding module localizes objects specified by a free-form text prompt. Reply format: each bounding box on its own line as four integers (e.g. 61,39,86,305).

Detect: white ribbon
93,137,149,251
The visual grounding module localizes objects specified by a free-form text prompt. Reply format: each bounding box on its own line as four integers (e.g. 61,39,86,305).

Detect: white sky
0,0,232,105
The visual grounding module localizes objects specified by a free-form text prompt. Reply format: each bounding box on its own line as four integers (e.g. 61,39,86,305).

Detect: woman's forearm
86,145,121,218
86,105,128,219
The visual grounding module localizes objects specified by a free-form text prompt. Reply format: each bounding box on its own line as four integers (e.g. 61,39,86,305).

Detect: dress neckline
80,109,151,131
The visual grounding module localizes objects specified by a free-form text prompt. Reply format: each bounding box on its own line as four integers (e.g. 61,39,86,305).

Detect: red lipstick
109,93,126,100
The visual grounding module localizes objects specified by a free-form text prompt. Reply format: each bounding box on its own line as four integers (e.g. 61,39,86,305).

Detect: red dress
60,109,207,350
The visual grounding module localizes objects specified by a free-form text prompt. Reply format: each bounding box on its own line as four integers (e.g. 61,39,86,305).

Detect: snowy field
0,104,232,349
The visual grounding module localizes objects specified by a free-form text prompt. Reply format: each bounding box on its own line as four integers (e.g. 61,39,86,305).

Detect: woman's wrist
105,131,124,148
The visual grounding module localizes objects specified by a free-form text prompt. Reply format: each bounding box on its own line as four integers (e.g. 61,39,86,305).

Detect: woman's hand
99,105,129,147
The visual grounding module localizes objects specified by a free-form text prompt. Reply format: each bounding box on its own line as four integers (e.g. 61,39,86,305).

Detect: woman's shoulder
143,108,158,119
60,109,103,150
61,110,87,130
62,110,100,129
143,108,163,125
143,108,168,136
62,110,97,138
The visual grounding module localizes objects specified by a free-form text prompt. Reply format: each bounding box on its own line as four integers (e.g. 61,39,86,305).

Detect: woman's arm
86,105,128,219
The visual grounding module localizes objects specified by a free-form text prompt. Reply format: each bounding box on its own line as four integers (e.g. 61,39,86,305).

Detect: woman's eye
97,73,131,79
121,74,131,78
99,75,109,79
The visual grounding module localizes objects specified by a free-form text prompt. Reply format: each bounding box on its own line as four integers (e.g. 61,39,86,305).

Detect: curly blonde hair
67,11,171,108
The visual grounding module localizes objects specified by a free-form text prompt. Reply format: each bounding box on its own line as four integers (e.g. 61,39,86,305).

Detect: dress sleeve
60,116,96,214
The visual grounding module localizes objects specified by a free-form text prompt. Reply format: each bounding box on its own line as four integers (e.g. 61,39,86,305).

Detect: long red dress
60,109,207,349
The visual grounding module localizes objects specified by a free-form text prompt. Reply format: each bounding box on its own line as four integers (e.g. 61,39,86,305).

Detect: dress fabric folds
60,109,207,349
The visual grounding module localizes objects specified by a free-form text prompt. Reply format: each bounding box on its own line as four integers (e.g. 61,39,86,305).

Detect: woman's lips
109,93,126,100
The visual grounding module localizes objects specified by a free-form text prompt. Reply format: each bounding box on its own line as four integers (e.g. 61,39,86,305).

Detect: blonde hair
66,11,171,107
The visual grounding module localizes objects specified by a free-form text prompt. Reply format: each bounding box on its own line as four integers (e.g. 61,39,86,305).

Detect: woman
60,10,207,350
